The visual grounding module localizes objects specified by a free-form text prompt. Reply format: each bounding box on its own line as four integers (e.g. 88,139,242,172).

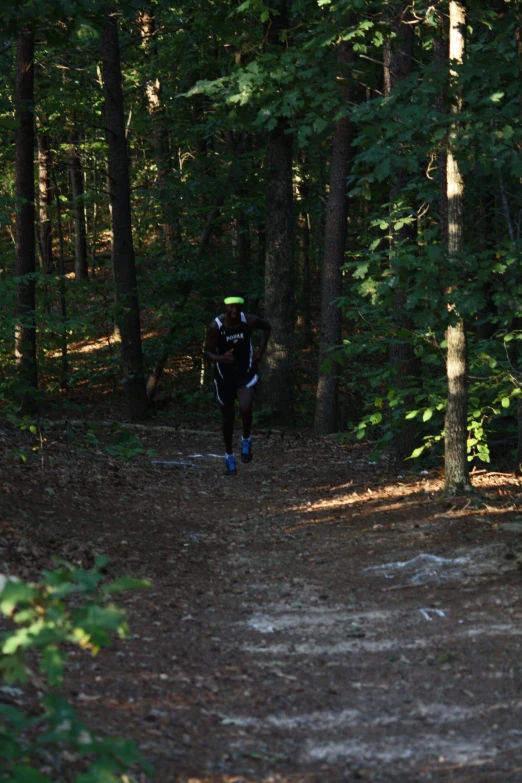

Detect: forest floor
2,415,522,782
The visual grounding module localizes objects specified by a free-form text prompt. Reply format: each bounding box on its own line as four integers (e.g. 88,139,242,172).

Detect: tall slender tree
101,4,148,420
444,1,472,492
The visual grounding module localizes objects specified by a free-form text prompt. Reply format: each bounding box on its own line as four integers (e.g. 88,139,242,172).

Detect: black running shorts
213,366,258,406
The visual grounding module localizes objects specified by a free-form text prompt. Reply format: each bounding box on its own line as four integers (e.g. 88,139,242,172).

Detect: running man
205,292,271,474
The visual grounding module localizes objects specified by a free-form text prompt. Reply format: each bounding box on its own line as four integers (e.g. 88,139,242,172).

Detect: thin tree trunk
15,27,37,411
314,39,353,435
138,7,175,243
444,1,472,493
101,4,148,421
69,130,89,280
37,130,53,273
258,0,295,424
295,152,313,347
51,165,68,388
260,122,295,423
296,209,313,347
91,156,98,277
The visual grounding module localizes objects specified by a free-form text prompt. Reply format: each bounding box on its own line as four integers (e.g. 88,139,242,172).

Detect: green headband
224,296,244,305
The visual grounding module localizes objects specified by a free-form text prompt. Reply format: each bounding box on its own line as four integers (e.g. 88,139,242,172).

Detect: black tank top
214,312,253,374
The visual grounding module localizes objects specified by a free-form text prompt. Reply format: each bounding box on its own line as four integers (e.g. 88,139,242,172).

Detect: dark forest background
2,0,522,491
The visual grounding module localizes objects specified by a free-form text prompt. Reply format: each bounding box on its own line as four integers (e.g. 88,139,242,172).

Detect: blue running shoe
225,453,237,475
241,436,253,464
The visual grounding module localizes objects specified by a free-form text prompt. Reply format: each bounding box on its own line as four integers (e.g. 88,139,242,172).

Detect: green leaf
0,703,32,730
501,397,510,408
422,409,433,422
40,645,66,686
103,577,151,595
76,759,124,783
10,766,52,783
0,582,38,615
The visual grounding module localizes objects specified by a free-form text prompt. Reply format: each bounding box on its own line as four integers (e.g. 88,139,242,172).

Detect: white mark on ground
242,624,522,656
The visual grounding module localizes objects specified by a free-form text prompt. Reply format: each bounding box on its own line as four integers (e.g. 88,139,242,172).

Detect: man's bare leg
238,386,255,462
220,401,235,454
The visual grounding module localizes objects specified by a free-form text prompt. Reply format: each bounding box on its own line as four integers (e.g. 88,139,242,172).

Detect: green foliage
342,310,522,466
0,559,152,781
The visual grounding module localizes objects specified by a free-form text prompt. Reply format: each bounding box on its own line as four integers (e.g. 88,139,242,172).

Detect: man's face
225,303,241,322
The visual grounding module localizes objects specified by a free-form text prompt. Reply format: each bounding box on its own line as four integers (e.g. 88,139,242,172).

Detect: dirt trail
3,425,522,782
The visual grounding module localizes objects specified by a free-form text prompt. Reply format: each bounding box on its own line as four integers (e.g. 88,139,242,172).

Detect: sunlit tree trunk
102,4,148,420
444,1,472,493
15,27,37,411
37,129,53,273
314,39,353,436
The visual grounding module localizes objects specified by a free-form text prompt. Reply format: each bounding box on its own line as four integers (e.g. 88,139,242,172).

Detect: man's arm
204,321,233,365
247,315,271,362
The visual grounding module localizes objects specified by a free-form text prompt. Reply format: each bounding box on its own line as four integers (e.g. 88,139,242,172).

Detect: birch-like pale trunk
444,1,472,493
37,130,53,273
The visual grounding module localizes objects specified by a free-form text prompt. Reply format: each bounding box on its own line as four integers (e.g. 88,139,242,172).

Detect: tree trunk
50,165,68,389
314,39,353,435
444,1,472,493
37,129,53,273
259,0,295,424
101,4,148,421
15,27,37,411
296,207,313,348
260,122,295,423
69,130,89,280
